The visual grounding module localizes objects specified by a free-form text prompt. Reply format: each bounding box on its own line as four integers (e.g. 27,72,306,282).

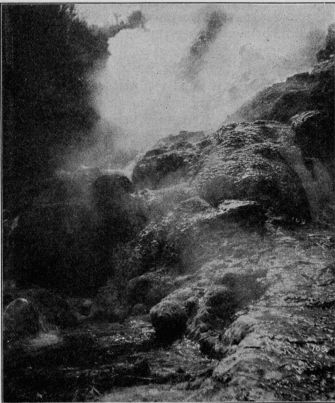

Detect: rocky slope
3,27,335,402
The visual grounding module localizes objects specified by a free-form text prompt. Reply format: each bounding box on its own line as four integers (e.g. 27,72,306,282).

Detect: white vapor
76,3,335,154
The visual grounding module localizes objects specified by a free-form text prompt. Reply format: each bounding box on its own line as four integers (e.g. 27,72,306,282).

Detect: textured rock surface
4,288,77,332
290,110,334,161
195,122,310,220
132,140,204,189
133,121,311,220
227,55,334,125
4,298,40,339
150,289,192,341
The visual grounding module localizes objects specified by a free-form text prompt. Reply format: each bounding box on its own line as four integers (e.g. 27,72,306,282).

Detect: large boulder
131,196,267,276
132,139,206,189
195,122,311,220
150,300,188,341
227,53,334,124
150,288,195,341
290,110,334,161
4,298,40,339
23,288,77,328
126,272,175,309
133,121,311,221
4,288,77,331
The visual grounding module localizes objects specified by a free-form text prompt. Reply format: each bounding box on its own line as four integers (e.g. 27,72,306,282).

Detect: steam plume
180,9,229,84
74,4,335,160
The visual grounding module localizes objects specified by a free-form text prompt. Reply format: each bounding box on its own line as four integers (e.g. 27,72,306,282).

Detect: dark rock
227,52,334,125
150,299,188,341
88,283,127,323
80,299,93,316
215,200,266,227
68,298,93,317
189,286,237,342
156,130,205,147
93,173,134,203
131,303,148,315
133,358,151,377
25,288,77,328
133,121,311,221
204,285,235,308
138,185,196,220
126,272,174,308
179,197,212,213
196,122,311,220
150,288,197,341
290,110,334,160
133,198,267,275
4,288,78,329
4,298,40,339
132,142,201,189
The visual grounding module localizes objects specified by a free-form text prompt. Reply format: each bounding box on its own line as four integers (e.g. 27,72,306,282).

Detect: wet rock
290,110,334,160
68,298,93,317
131,303,148,316
134,121,311,221
216,200,266,226
126,272,174,309
196,122,311,220
4,298,40,339
4,288,77,330
179,196,212,213
25,288,77,328
89,306,128,323
150,288,196,341
89,283,127,322
80,299,93,316
132,141,203,189
133,197,267,275
155,130,206,147
227,53,334,124
150,300,188,341
189,286,237,343
139,185,197,219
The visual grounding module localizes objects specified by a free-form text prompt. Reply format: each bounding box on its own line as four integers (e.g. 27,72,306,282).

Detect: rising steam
180,9,229,85
73,3,335,167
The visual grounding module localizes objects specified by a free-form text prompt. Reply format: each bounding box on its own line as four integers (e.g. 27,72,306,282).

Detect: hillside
3,17,335,403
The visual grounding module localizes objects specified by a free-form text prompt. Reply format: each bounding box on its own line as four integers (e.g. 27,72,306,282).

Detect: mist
76,3,335,156
179,8,230,86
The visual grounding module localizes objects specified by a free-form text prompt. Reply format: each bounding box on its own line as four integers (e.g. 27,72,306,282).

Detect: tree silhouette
3,5,109,210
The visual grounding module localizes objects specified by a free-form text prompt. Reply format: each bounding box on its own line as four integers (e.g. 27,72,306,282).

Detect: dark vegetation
3,5,109,212
2,6,150,295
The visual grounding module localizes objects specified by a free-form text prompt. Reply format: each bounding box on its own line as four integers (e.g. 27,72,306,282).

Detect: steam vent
3,4,335,402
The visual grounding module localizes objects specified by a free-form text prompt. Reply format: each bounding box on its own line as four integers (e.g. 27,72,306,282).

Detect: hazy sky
76,4,335,151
